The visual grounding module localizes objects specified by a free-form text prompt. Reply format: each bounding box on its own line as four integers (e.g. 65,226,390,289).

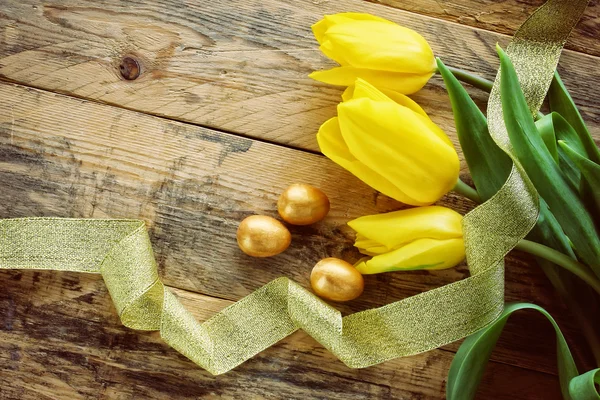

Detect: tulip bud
348,206,465,274
310,13,436,94
317,79,460,206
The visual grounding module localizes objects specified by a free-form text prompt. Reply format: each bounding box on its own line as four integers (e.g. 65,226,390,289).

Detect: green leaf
558,146,583,191
447,303,600,400
436,58,512,201
531,202,600,368
533,257,600,367
440,58,600,364
570,369,600,399
552,113,590,158
548,72,600,164
537,112,591,193
446,313,507,399
440,56,600,369
582,179,600,227
559,140,600,224
532,199,575,257
535,114,559,162
497,47,600,277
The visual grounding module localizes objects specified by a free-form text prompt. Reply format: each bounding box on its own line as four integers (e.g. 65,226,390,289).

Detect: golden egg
310,258,364,302
277,183,330,225
237,215,291,257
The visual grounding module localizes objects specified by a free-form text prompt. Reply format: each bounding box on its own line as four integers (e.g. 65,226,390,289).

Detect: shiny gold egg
237,215,291,257
310,258,364,302
277,183,330,225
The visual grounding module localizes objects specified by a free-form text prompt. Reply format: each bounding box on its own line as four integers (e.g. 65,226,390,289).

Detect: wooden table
0,1,598,398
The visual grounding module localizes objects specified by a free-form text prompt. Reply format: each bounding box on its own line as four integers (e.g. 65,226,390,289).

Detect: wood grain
0,270,561,399
364,0,600,57
0,0,598,152
0,80,592,390
1,0,599,396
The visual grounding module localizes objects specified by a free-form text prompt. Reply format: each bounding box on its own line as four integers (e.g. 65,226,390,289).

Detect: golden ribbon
0,0,588,375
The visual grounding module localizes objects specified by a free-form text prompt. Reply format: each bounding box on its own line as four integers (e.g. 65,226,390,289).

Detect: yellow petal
349,79,451,146
338,98,460,205
318,39,351,66
323,21,435,74
341,86,354,102
353,257,371,271
349,78,428,117
355,233,392,255
354,259,369,272
336,13,396,24
415,113,454,146
354,237,391,256
312,13,395,44
316,117,417,204
351,78,391,102
312,15,349,45
355,238,465,274
309,67,433,95
348,206,463,250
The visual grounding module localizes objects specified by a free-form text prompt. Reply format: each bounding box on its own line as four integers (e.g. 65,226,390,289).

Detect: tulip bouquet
311,12,600,399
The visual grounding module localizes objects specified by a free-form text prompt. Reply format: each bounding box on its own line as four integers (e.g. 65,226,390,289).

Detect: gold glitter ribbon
0,0,588,374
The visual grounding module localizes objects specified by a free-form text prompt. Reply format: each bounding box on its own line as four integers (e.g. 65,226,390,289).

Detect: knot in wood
119,57,140,80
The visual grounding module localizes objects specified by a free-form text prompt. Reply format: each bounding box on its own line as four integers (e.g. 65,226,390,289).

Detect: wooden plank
0,81,592,378
363,0,600,57
0,0,598,152
0,270,561,399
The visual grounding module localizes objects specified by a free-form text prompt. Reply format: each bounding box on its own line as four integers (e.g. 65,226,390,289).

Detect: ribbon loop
100,223,163,330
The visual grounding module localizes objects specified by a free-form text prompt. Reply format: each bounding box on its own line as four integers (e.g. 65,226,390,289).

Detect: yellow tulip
317,78,460,206
310,13,436,94
349,206,465,274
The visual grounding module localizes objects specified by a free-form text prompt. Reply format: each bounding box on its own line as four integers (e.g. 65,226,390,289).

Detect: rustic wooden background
0,0,598,398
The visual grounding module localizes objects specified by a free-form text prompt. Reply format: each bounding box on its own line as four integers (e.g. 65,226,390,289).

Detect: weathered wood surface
0,0,598,152
0,0,599,398
0,80,593,399
365,0,600,57
0,271,561,400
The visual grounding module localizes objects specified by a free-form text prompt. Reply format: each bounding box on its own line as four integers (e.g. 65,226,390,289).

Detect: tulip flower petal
359,79,452,146
341,86,354,102
349,79,451,145
311,13,435,94
323,21,435,74
312,13,395,44
319,39,352,66
417,114,454,146
310,67,433,95
354,235,391,255
349,206,463,250
355,238,465,274
347,78,427,116
338,98,460,205
316,117,418,204
381,90,428,117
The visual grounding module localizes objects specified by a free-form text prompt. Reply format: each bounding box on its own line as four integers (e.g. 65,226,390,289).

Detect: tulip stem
515,239,600,296
453,178,481,204
443,66,494,93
